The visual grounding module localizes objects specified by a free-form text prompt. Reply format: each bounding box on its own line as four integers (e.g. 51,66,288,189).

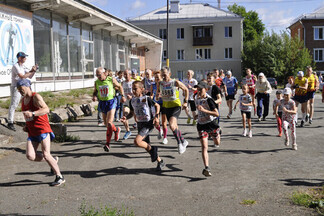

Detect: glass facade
68,22,82,78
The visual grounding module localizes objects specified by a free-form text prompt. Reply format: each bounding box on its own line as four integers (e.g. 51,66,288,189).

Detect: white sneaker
292,143,298,150
178,139,188,154
242,129,247,137
285,138,289,146
157,129,163,140
213,144,220,148
248,130,252,138
98,122,105,127
162,138,168,145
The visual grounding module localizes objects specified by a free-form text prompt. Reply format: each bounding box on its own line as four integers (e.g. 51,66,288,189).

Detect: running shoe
114,127,121,141
300,120,305,127
133,122,137,129
262,117,266,121
305,114,309,123
202,167,212,177
162,138,168,145
123,131,132,140
309,119,313,124
187,117,191,124
248,130,252,138
178,139,188,154
103,144,110,152
157,129,163,140
192,120,197,125
278,132,282,137
50,175,65,187
242,129,247,137
149,146,158,162
213,144,220,148
285,138,289,146
98,122,105,127
258,117,261,122
156,160,165,171
227,113,231,119
292,143,298,151
50,156,59,175
7,123,16,131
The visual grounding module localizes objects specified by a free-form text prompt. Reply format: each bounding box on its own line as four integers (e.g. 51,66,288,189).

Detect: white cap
258,72,265,77
283,87,292,95
226,70,232,76
297,71,304,77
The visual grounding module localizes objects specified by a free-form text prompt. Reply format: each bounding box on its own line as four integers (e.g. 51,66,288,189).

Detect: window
159,29,167,39
162,50,167,61
69,22,82,75
94,30,103,68
225,48,233,59
176,50,184,60
204,49,211,59
118,40,126,70
225,26,232,38
177,28,184,39
103,30,111,70
314,27,324,40
81,23,94,78
314,49,324,62
196,48,210,60
298,28,301,40
196,49,203,60
193,26,212,38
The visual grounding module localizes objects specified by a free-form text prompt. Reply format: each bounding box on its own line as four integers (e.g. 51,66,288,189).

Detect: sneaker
192,119,197,125
186,117,191,124
227,113,231,119
242,129,247,137
258,117,261,122
285,138,289,146
157,129,163,140
202,167,212,177
133,122,137,129
149,146,158,162
50,175,65,187
114,127,121,141
300,120,305,127
309,119,312,124
262,117,266,121
162,138,168,145
213,144,220,148
178,139,188,154
50,156,59,175
248,130,252,138
123,131,132,140
278,132,282,137
98,122,105,127
7,123,16,131
103,144,110,152
305,114,309,123
292,143,298,150
156,160,165,171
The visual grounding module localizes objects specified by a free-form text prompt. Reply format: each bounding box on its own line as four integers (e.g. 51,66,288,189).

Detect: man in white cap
255,73,272,121
293,71,308,127
223,70,238,118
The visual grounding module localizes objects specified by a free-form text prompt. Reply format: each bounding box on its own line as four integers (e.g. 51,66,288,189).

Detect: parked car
267,78,277,89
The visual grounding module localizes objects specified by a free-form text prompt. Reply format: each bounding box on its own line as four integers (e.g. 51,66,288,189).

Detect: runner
143,69,155,96
114,70,125,122
213,69,227,98
233,84,253,138
255,73,272,121
92,67,125,152
17,79,65,186
305,66,319,124
207,72,222,124
183,70,198,125
245,68,257,115
131,69,142,81
293,71,308,127
274,88,298,150
223,70,238,119
157,67,189,154
121,81,165,171
286,76,295,96
273,90,283,137
193,81,220,176
121,69,134,140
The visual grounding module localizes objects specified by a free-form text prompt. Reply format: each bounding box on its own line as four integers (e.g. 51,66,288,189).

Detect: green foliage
79,201,135,216
64,88,93,97
291,187,324,214
0,99,11,109
240,199,256,205
53,134,80,143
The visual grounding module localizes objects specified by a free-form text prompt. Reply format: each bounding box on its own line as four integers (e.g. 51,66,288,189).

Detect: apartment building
128,1,243,80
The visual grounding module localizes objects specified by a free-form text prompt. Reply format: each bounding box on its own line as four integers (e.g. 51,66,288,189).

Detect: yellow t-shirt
131,76,142,81
295,77,307,96
305,74,316,92
160,79,181,108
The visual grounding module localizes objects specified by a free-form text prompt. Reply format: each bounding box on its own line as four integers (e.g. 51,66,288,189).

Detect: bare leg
200,137,209,168
26,140,43,161
41,135,61,176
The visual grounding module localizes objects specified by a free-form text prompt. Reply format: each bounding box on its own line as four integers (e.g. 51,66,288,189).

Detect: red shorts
248,87,255,96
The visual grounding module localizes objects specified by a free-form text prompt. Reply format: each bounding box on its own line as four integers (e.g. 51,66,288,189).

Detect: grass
240,199,256,205
0,99,11,109
291,187,324,214
79,201,134,216
53,134,80,143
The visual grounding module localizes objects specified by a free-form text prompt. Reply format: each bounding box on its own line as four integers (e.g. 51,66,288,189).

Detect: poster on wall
0,4,34,85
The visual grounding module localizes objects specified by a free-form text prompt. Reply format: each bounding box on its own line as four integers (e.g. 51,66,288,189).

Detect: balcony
193,37,213,46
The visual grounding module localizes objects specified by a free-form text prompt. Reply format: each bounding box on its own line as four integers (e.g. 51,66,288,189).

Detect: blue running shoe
123,131,132,140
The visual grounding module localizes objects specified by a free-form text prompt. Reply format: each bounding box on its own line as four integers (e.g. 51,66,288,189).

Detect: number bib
99,85,109,98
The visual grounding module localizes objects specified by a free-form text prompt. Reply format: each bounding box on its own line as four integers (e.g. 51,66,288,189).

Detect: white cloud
130,0,146,10
256,7,294,31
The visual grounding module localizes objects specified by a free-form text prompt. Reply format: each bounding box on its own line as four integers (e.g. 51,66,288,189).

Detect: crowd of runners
9,51,323,186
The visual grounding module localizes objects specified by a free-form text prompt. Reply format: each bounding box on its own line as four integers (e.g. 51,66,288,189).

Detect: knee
170,125,177,131
134,137,141,146
26,153,35,161
42,151,51,162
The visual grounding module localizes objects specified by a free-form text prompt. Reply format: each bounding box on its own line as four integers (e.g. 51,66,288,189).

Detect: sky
85,0,324,33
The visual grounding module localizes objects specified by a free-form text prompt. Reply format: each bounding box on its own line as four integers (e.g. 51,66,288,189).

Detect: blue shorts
99,98,117,114
27,132,55,143
293,95,308,104
307,91,315,100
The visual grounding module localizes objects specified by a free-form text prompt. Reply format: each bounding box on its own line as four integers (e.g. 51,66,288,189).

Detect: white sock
302,113,306,121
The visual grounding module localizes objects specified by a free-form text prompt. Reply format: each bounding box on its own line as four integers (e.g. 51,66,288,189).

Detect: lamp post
166,0,169,67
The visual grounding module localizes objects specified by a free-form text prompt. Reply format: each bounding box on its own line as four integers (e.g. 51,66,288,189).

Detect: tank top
245,75,255,88
305,74,316,92
295,77,307,96
144,77,154,92
152,82,163,104
21,93,53,137
195,94,217,125
160,79,181,108
95,76,115,101
130,95,155,122
123,80,133,103
183,78,198,100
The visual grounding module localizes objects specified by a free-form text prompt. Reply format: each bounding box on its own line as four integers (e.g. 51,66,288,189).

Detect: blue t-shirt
224,76,238,95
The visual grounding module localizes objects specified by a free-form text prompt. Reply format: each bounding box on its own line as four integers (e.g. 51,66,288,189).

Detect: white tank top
195,94,217,124
160,79,178,101
130,96,155,122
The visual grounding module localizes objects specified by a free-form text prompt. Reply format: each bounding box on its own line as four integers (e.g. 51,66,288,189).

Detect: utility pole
166,0,169,67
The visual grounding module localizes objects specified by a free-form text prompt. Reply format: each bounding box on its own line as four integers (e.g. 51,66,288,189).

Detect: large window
193,26,213,46
118,40,126,71
94,30,104,68
81,23,94,78
196,48,210,60
225,26,232,38
103,30,111,70
159,29,167,39
314,49,324,62
176,50,184,60
68,22,82,77
162,50,167,61
177,28,184,39
225,48,233,59
314,27,324,40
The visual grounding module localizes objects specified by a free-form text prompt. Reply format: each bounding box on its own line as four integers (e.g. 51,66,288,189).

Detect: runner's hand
120,116,127,123
182,102,188,110
121,96,126,103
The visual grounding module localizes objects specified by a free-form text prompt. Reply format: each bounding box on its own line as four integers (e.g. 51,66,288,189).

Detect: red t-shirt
21,92,52,137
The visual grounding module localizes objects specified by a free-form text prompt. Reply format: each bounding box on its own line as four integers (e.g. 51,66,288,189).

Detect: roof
289,6,324,28
128,3,241,21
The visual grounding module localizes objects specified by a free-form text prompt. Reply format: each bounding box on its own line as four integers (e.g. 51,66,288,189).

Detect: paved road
0,91,323,216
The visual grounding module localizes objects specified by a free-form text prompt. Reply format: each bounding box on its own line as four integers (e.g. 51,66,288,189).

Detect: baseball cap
258,72,265,77
283,87,292,95
297,71,304,77
276,90,282,94
131,69,137,74
16,52,28,58
194,81,208,89
17,79,31,88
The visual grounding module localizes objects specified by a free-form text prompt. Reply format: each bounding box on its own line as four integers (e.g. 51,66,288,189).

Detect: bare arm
92,82,97,101
198,106,219,117
176,80,189,101
24,94,49,118
214,94,222,104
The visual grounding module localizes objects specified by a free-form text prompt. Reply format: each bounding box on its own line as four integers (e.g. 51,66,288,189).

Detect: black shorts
188,100,196,111
225,94,235,101
307,91,315,100
162,106,181,121
241,111,251,119
293,95,308,104
197,120,220,139
137,120,154,137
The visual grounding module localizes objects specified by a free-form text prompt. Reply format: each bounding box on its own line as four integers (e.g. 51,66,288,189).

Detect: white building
0,0,162,97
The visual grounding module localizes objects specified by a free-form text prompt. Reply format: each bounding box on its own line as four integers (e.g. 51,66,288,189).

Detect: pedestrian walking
255,73,272,121
273,90,283,137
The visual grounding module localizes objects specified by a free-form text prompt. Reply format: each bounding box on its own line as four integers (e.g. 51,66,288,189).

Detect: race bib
99,85,109,98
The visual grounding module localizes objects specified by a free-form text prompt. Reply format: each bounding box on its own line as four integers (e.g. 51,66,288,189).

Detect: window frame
224,48,233,59
176,49,185,60
159,28,167,40
225,26,232,38
314,26,324,40
314,48,324,62
177,28,184,40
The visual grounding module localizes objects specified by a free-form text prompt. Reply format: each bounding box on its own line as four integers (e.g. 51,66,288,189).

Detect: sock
106,126,113,144
302,113,306,121
156,125,161,131
172,128,184,144
163,128,167,138
111,123,117,132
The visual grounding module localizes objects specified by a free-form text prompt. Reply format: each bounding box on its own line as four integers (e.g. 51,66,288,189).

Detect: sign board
0,4,35,85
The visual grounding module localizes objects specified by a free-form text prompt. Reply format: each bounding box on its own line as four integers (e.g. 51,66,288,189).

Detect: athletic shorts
241,111,251,119
99,98,117,114
225,94,235,101
188,100,196,112
27,132,55,143
197,120,220,139
137,120,154,137
293,95,308,104
307,91,315,100
162,106,181,121
248,87,255,96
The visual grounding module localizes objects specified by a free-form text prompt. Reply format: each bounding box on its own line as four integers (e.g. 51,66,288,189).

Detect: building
289,6,324,71
0,0,162,98
128,1,243,80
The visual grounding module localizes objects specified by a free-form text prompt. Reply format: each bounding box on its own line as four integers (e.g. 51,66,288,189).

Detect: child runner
121,81,165,171
17,79,65,186
233,84,253,137
207,72,222,124
245,68,257,115
183,70,198,125
93,67,125,152
157,67,189,154
273,90,283,137
223,70,238,119
122,69,134,140
275,88,298,150
193,81,220,176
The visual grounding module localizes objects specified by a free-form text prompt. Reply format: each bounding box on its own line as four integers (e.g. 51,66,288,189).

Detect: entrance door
131,58,140,72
